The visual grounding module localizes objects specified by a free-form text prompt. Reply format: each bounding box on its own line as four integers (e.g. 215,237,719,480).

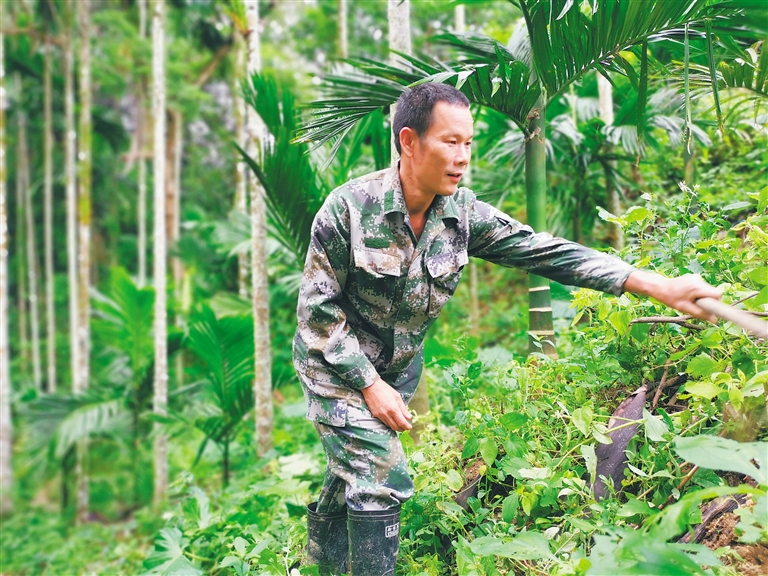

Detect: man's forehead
429,103,474,132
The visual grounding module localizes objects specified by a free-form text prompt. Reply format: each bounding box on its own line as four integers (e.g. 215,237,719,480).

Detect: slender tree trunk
44,44,56,392
223,439,229,488
387,0,411,162
15,153,28,379
597,73,623,250
169,109,184,387
454,3,466,33
152,0,168,504
338,0,348,59
64,33,78,393
0,5,13,516
525,101,557,357
138,0,148,288
455,5,480,338
16,74,43,389
234,34,249,299
245,0,273,457
683,142,695,186
75,0,93,524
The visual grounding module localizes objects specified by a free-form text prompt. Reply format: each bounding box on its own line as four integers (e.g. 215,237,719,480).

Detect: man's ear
399,127,417,158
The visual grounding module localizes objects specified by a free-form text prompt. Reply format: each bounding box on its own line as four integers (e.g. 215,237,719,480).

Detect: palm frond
92,267,154,383
518,0,745,100
23,390,132,459
299,42,540,161
185,305,254,422
239,72,327,267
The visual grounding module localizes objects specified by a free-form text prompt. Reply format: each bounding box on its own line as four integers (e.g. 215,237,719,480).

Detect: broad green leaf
502,493,520,523
568,517,596,533
142,528,202,576
572,407,593,437
608,310,631,337
675,436,768,486
618,498,654,518
592,425,612,445
468,532,553,560
232,537,249,557
462,435,480,459
446,469,465,492
722,201,753,211
624,206,649,224
519,467,550,480
754,286,768,306
499,412,529,432
581,444,597,483
758,186,768,213
747,267,768,286
643,408,669,442
686,353,724,379
684,380,725,400
479,438,499,467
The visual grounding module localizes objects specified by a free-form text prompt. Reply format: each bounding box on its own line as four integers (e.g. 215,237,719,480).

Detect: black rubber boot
307,502,349,576
347,506,401,576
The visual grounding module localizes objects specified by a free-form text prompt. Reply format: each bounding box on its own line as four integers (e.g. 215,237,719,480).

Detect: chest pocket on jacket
426,250,468,318
353,247,402,315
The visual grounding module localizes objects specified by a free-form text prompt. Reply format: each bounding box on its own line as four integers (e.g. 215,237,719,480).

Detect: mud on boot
347,506,400,576
307,502,349,576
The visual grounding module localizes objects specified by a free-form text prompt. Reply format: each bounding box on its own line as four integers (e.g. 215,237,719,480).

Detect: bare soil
698,506,768,575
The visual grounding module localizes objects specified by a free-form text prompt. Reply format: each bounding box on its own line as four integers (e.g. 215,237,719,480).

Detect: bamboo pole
525,100,557,357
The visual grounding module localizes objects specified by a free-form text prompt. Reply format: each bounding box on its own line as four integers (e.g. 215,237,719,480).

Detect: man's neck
398,161,435,220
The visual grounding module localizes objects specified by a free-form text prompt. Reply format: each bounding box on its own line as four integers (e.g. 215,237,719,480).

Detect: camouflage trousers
312,353,423,514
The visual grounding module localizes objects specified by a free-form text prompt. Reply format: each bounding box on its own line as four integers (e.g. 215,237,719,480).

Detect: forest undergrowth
2,189,767,575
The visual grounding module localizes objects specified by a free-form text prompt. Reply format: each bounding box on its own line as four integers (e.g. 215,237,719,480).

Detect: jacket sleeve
295,194,379,390
467,195,636,295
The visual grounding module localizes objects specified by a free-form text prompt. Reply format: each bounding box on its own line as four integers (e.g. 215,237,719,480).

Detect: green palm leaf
185,305,254,446
237,72,326,266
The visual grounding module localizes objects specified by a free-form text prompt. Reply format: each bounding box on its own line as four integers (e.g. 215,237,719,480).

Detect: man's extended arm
623,270,721,322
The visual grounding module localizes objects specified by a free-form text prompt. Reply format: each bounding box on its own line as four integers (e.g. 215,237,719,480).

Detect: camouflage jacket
293,166,636,426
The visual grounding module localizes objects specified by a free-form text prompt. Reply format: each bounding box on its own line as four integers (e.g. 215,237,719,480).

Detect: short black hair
392,83,470,155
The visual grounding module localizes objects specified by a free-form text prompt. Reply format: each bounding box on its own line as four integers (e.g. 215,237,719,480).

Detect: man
294,83,720,576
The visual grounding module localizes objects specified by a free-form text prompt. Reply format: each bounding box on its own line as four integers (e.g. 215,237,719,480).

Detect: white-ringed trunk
17,73,42,390
245,0,273,457
0,3,13,516
75,0,93,524
338,0,348,59
44,44,56,392
64,34,78,394
234,33,248,298
388,0,411,163
138,0,148,287
151,0,168,504
597,73,622,250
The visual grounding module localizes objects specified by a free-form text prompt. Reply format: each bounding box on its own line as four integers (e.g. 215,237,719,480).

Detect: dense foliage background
1,1,767,575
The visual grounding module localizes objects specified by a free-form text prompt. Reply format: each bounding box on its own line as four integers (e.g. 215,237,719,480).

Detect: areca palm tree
297,0,754,355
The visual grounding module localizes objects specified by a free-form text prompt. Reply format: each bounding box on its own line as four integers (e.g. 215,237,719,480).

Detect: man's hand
361,378,412,432
624,271,722,322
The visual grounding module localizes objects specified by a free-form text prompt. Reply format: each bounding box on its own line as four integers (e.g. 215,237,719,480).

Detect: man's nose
457,146,470,166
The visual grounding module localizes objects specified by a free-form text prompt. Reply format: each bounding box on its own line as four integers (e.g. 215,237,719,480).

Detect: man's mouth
447,172,463,181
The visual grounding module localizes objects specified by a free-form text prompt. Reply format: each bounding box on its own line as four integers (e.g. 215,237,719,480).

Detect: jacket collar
383,164,459,223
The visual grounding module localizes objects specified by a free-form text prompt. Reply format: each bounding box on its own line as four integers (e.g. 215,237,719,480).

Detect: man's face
410,101,474,197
